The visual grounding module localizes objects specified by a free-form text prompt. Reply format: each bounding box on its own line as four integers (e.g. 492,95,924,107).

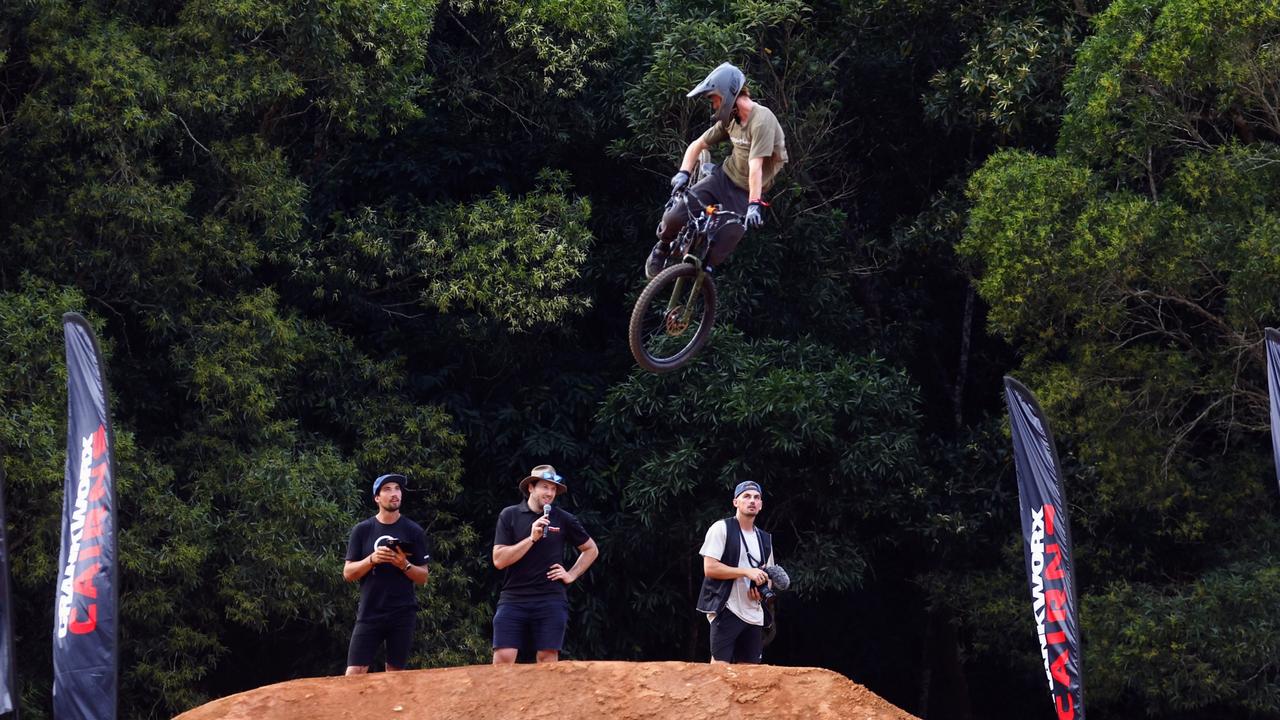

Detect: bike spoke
629,262,718,373
638,275,708,362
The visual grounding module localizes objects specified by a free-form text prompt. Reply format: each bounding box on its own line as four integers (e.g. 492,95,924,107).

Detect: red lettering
1046,630,1067,646
88,476,107,503
1045,543,1064,580
1046,588,1068,623
1055,691,1075,720
69,604,97,635
82,507,108,541
73,562,99,599
1050,649,1072,685
92,426,107,458
1044,503,1056,535
88,462,108,502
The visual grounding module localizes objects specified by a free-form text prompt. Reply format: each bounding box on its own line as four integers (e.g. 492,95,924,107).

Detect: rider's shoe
645,242,672,279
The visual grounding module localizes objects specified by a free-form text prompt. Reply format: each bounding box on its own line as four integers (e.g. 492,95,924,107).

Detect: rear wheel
628,263,717,373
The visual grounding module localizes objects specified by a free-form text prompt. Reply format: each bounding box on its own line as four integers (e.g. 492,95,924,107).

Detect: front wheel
628,263,717,373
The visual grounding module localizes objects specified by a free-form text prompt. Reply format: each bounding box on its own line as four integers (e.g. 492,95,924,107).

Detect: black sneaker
645,242,672,279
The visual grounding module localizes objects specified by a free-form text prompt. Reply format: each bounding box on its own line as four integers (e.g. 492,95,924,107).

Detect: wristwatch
402,562,413,573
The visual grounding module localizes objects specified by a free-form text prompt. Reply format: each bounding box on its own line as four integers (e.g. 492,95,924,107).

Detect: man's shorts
347,609,417,668
709,609,763,663
492,598,570,652
657,164,749,267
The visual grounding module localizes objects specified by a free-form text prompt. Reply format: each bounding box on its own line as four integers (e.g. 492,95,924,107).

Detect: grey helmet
687,62,746,126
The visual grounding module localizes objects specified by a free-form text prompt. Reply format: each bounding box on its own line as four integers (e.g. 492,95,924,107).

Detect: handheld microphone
543,502,560,533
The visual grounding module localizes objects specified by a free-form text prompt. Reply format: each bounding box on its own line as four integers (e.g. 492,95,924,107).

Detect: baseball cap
373,473,408,498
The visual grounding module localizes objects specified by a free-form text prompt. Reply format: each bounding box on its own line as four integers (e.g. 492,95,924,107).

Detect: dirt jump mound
174,660,919,720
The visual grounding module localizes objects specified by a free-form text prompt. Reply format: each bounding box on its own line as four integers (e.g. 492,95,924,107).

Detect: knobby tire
628,263,717,373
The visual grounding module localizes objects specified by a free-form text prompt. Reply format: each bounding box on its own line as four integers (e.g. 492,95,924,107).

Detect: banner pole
0,461,15,720
1003,376,1086,719
54,313,118,720
1264,328,1280,496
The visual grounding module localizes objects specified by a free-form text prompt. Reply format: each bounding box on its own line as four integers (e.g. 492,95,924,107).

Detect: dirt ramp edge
174,660,919,720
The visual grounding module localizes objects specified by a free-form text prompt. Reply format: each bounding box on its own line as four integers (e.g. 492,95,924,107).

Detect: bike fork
665,266,707,326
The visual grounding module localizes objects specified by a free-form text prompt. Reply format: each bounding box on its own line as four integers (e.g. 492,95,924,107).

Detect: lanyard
740,530,762,569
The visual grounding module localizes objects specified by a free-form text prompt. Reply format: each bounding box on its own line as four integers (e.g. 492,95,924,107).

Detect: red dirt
173,661,919,720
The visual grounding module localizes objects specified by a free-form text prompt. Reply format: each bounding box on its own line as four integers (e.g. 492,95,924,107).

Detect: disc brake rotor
664,306,690,336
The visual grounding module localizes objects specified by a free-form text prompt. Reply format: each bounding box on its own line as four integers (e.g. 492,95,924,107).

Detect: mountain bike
628,181,744,373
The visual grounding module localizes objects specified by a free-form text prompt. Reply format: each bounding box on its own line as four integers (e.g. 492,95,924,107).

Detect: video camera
377,537,414,555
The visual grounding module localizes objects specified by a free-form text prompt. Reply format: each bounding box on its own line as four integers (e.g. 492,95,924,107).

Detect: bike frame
665,187,743,327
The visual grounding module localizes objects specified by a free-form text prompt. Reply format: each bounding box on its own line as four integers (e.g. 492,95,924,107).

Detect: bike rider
648,62,789,279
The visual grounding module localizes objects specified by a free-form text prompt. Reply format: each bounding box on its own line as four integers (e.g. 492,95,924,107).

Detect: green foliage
961,150,1103,341
611,0,810,163
420,0,627,166
1,0,577,712
417,171,595,330
452,0,625,97
170,0,440,135
1089,561,1280,713
962,145,1280,498
8,0,1280,717
926,13,1080,136
0,279,89,591
290,171,595,332
961,0,1280,714
1062,0,1280,182
590,329,924,654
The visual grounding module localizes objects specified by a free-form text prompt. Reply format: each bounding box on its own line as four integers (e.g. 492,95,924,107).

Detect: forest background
3,0,1280,718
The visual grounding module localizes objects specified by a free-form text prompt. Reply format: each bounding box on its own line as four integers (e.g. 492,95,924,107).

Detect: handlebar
673,186,745,226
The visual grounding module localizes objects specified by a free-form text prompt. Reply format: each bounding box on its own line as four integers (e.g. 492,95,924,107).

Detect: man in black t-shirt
491,464,598,664
342,473,430,675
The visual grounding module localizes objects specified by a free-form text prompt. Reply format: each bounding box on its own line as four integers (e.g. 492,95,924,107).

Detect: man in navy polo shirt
696,480,775,664
491,464,598,663
342,473,430,674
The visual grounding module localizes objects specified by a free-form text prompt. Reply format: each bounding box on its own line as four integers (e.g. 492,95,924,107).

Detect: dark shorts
657,164,750,267
492,598,570,652
347,609,417,668
709,609,763,663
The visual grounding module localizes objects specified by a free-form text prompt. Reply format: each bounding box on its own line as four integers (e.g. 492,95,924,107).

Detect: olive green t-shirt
697,103,788,194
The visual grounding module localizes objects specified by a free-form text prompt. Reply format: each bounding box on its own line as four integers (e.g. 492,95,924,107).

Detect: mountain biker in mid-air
647,62,789,279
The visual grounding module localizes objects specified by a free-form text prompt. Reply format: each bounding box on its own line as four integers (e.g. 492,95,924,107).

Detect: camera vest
696,517,773,620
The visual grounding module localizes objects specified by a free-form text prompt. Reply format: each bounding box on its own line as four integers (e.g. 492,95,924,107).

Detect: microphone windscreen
764,564,790,591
